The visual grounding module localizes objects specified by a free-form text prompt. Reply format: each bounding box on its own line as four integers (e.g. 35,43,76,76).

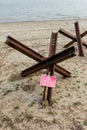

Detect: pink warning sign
40,75,56,88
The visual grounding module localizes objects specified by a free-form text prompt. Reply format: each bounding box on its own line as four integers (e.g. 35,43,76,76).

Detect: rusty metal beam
75,21,84,56
55,65,71,77
5,36,71,77
59,28,87,48
21,46,76,77
5,36,43,62
47,32,57,104
64,30,87,48
43,32,58,102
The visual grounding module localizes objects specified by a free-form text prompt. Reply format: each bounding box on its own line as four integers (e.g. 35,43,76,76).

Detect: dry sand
0,19,87,130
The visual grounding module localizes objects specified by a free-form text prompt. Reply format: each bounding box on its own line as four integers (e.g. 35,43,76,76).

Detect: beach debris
59,21,87,56
5,35,71,77
5,32,76,105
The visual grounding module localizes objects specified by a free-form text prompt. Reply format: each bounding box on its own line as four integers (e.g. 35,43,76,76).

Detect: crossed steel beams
21,46,75,76
59,21,87,56
5,36,73,77
5,34,76,104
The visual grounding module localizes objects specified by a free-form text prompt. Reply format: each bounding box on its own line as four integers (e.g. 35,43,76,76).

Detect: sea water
0,0,87,23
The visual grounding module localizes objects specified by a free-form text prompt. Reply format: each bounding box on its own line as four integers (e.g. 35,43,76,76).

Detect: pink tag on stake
40,75,56,88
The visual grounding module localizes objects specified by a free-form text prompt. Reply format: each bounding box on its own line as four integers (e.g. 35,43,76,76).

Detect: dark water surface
0,0,87,23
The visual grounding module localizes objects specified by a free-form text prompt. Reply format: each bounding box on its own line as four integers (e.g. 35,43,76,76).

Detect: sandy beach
0,19,87,130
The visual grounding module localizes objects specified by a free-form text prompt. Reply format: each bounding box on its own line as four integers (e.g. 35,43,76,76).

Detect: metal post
47,32,58,104
74,21,84,56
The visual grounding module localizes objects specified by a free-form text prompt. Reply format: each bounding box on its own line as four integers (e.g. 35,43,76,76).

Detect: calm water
0,0,87,23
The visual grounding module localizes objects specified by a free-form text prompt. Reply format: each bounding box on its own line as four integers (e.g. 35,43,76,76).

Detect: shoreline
1,18,87,25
